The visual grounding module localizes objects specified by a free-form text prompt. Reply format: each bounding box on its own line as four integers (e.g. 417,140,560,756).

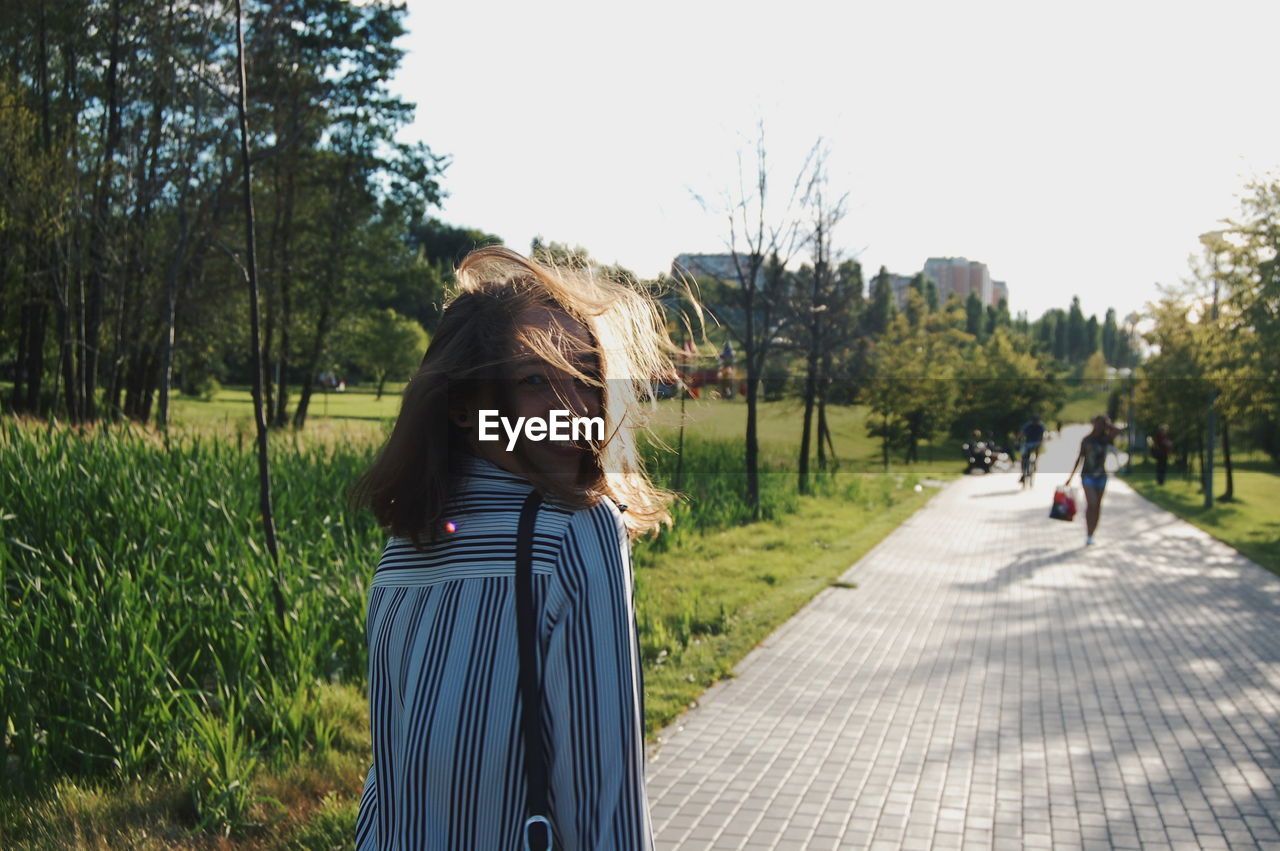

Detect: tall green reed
0,423,381,821
1,420,900,833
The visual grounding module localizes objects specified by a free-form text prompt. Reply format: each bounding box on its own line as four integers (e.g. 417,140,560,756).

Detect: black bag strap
516,490,552,851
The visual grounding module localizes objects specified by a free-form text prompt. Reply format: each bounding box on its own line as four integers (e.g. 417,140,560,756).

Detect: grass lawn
1055,383,1113,425
169,385,401,430
29,381,1112,479
1125,455,1280,577
5,469,936,849
3,683,373,851
650,395,959,476
169,386,967,475
4,385,955,848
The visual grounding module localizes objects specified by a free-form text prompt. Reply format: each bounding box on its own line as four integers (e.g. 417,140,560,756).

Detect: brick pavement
646,426,1280,849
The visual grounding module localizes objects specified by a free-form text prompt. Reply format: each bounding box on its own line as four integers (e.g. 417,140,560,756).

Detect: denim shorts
1081,474,1107,491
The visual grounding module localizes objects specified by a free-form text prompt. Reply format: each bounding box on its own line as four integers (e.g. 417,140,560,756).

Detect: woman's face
463,307,603,489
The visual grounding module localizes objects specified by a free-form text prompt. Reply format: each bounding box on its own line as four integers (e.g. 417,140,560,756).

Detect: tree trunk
815,392,827,471
233,0,283,620
139,344,159,424
798,262,821,495
798,369,815,493
816,352,833,470
56,298,79,422
26,302,49,412
742,265,760,520
18,0,52,414
156,210,187,430
83,0,125,422
292,301,332,429
882,415,889,470
156,3,201,431
271,167,297,428
263,301,276,418
110,110,157,421
12,303,31,412
1197,440,1206,494
745,353,760,521
123,345,145,420
674,378,687,491
1221,418,1234,502
819,401,837,468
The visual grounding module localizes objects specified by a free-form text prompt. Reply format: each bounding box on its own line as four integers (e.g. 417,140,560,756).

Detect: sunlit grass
1,416,938,845
1125,456,1280,576
1055,383,1113,425
650,395,959,476
168,384,402,432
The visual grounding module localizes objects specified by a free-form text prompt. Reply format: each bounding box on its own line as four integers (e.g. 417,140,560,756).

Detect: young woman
1065,414,1123,546
351,247,676,849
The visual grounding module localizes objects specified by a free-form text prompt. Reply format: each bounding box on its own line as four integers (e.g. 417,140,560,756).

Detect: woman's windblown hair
351,246,678,543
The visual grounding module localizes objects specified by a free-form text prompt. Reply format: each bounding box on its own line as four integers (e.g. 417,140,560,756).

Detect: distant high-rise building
671,253,764,286
673,252,1010,312
923,257,1002,307
888,274,915,309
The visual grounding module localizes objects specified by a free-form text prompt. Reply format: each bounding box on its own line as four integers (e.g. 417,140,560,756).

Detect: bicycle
1019,441,1040,488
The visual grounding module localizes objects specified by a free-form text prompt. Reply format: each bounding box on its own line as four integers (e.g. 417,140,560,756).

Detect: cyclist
1017,414,1047,486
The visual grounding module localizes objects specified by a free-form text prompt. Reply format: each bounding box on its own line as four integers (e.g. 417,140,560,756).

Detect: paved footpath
647,426,1280,849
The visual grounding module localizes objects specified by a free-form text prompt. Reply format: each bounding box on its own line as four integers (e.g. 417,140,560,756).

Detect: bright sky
387,0,1279,322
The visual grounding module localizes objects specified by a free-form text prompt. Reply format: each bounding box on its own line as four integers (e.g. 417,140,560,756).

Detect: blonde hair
353,246,677,542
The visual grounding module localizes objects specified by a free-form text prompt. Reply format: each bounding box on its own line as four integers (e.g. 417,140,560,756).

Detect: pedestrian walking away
350,246,679,850
1065,414,1123,545
1150,423,1174,485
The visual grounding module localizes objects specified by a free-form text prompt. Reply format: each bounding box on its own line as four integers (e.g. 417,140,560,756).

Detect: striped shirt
355,455,653,850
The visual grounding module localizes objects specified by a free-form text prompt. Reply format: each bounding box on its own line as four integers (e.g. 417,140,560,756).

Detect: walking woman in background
351,247,677,849
1065,414,1124,546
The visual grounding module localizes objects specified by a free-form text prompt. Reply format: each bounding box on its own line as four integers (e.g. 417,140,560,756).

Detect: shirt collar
455,452,536,494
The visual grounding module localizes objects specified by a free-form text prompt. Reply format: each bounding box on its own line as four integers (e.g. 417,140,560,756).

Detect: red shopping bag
1049,486,1077,521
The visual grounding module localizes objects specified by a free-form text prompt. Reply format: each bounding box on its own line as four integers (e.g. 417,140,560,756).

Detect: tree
346,309,429,399
1223,177,1280,463
994,297,1011,331
862,312,962,465
964,290,984,340
814,258,865,466
865,266,897,338
905,273,929,328
794,146,847,494
0,0,447,428
1085,314,1101,360
232,0,282,631
697,123,815,518
1082,351,1108,388
1135,296,1211,481
1067,295,1086,363
1102,307,1119,365
954,329,1063,442
820,259,866,406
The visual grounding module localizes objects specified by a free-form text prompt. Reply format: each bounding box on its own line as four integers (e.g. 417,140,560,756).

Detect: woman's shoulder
556,497,627,568
576,494,627,529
